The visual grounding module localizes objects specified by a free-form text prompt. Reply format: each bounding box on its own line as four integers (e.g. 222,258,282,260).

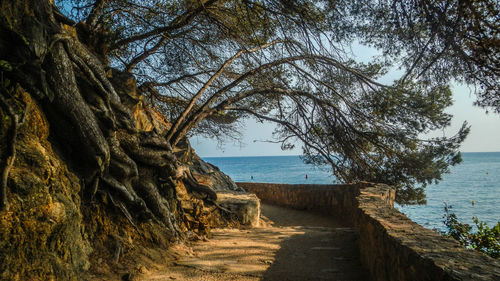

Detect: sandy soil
137,204,370,281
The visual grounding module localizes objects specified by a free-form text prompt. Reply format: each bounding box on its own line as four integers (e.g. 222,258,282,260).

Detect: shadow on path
261,204,369,281
142,204,370,281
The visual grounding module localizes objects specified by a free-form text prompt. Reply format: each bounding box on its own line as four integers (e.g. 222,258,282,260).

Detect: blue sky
191,90,500,157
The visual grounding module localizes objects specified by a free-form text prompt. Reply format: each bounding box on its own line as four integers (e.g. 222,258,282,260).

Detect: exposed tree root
0,88,27,211
182,168,218,202
0,94,17,211
0,3,218,238
45,42,110,176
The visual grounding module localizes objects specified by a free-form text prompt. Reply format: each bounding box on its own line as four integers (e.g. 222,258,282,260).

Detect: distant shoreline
202,151,500,159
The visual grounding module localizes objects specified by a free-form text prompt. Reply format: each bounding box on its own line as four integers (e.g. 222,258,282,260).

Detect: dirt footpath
142,204,370,281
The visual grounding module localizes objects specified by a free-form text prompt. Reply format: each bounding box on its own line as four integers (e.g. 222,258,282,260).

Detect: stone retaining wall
237,182,500,281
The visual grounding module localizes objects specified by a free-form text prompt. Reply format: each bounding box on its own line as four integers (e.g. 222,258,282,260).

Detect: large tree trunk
0,1,219,279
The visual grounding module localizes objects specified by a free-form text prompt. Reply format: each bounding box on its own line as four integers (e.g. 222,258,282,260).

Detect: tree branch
125,35,169,72
139,71,212,91
85,0,109,27
109,0,220,51
166,40,286,144
229,107,349,179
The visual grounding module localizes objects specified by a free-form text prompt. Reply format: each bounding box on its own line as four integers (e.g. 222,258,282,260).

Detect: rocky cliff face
0,91,91,280
0,70,256,281
176,140,244,193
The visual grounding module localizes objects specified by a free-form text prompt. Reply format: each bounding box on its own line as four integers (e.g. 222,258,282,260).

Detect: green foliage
442,204,500,258
0,60,12,72
350,0,500,112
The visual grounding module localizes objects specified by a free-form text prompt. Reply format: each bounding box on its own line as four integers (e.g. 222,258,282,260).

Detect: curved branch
168,51,393,147
228,107,349,179
169,55,309,146
125,35,169,72
165,40,285,144
139,71,212,90
109,0,220,51
85,0,109,27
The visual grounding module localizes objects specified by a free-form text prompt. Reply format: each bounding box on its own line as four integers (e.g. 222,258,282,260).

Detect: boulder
216,191,261,227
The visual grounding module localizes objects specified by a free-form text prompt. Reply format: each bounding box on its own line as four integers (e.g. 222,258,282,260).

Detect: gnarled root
45,42,110,176
175,165,217,202
0,93,19,211
134,177,180,237
1,13,220,239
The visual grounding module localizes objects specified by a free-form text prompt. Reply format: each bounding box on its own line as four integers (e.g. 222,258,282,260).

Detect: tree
0,0,497,225
0,0,216,239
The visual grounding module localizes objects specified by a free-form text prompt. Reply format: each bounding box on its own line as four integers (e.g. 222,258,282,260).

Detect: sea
203,152,500,232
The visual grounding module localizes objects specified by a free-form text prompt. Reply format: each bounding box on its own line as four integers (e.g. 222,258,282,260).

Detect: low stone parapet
237,182,500,281
236,182,368,221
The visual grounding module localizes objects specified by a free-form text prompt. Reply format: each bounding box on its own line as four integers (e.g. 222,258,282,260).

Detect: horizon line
201,151,500,158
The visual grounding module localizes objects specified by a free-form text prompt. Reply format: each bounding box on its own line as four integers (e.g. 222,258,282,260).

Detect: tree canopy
46,0,498,203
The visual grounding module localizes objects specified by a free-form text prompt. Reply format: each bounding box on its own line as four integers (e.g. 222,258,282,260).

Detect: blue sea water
203,153,500,232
